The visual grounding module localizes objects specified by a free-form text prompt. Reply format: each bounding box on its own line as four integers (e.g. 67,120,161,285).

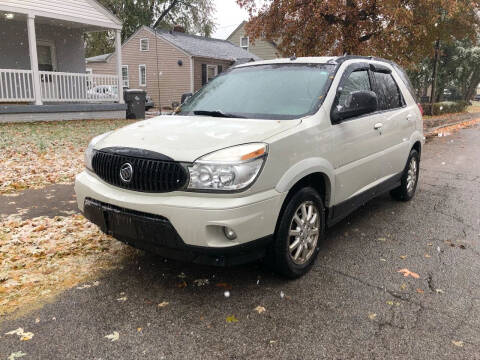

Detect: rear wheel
390,149,420,201
271,187,325,278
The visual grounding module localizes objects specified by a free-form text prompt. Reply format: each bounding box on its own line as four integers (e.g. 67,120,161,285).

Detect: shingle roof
86,53,112,63
155,29,261,61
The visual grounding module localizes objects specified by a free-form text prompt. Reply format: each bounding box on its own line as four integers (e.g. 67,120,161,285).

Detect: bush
421,101,469,116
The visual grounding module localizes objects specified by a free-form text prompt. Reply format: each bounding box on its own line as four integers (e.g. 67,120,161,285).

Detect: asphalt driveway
1,125,479,359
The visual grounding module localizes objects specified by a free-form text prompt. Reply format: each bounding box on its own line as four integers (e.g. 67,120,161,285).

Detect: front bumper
75,171,286,264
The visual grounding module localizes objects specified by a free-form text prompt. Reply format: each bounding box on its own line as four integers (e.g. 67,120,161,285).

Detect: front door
329,64,386,205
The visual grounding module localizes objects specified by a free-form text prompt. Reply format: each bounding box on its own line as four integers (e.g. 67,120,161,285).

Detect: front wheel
271,187,325,278
390,149,420,201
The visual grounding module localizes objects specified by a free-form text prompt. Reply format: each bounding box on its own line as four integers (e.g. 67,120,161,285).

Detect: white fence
0,69,35,102
0,69,120,103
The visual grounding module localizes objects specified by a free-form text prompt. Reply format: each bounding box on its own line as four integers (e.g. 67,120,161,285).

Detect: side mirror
332,90,378,122
181,93,192,104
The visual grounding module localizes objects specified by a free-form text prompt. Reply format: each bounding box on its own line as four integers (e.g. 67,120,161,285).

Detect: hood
96,115,301,162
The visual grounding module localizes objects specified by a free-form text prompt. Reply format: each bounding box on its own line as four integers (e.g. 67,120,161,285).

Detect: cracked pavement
1,125,479,359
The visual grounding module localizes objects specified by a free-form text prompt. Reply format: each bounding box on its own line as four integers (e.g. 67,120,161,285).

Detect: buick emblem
119,163,133,183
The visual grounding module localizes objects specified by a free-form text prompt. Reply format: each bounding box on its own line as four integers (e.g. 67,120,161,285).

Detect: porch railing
0,69,120,103
0,69,35,102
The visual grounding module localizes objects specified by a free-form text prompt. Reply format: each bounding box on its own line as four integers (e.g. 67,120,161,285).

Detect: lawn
0,119,135,194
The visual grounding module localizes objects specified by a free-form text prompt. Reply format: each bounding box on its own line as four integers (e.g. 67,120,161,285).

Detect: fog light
223,226,237,240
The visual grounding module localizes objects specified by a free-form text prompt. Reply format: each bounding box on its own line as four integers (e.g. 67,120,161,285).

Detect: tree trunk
430,39,440,106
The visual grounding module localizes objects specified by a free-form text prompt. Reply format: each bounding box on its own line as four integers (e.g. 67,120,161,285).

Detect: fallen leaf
368,313,377,320
398,268,420,279
399,255,407,260
105,331,119,342
424,254,431,258
158,302,169,308
452,340,464,347
35,318,40,323
8,351,27,360
416,288,424,294
137,328,142,332
77,284,91,290
377,237,387,242
436,289,444,294
254,306,266,314
116,297,127,302
5,328,34,341
386,301,394,306
177,281,187,288
427,243,433,246
400,283,408,290
458,244,466,250
380,258,387,262
193,279,209,287
226,315,239,323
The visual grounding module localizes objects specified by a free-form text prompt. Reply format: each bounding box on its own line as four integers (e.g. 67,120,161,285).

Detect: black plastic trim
327,173,402,227
83,198,273,266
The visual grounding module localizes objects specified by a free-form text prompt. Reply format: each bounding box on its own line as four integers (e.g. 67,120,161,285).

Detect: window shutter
201,64,207,85
218,65,223,74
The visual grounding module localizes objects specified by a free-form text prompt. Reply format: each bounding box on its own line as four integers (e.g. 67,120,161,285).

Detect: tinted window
374,72,403,110
337,70,371,109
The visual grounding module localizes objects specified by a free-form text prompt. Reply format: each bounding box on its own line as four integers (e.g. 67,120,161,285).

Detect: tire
390,149,420,202
270,187,325,279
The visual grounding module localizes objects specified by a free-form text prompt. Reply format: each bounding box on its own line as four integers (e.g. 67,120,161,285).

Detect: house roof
86,26,261,64
86,53,112,63
0,0,122,30
154,29,261,61
226,21,279,50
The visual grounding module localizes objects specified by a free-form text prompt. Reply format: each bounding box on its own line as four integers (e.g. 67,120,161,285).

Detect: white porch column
115,29,124,104
27,14,42,105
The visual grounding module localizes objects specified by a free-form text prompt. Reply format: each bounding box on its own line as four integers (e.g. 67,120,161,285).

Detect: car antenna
290,53,297,61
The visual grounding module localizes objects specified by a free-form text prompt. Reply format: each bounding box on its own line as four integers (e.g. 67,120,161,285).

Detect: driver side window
336,70,371,111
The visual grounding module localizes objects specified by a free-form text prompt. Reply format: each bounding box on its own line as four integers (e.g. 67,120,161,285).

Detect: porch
0,1,126,121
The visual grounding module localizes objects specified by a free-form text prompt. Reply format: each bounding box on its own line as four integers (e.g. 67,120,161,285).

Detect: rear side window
373,72,403,110
337,70,371,109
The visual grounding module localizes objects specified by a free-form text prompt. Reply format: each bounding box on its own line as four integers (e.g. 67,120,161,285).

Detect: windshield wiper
193,110,245,118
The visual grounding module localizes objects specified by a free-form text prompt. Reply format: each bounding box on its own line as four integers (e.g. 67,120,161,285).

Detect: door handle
374,123,383,130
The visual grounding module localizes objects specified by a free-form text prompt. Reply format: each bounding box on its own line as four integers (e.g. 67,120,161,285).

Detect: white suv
75,56,424,278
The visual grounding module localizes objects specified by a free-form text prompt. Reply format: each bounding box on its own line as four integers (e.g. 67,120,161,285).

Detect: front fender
275,157,336,206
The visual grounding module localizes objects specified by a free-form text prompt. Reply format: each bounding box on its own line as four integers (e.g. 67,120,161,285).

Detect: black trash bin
124,89,146,119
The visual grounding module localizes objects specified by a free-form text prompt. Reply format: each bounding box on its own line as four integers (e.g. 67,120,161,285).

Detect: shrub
421,101,469,116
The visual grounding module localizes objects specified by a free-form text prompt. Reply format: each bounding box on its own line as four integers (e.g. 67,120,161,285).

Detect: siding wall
0,0,120,29
88,28,192,109
192,57,233,92
227,23,279,60
0,19,86,72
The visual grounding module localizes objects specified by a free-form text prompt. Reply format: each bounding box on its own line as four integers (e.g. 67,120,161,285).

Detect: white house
0,0,126,122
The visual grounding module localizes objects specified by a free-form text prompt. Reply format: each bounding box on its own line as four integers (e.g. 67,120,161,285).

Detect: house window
240,36,249,50
207,65,217,82
37,40,56,71
140,38,149,51
139,65,147,86
85,68,93,75
122,65,129,88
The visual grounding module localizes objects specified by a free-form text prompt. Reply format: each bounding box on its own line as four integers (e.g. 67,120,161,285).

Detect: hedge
421,101,469,116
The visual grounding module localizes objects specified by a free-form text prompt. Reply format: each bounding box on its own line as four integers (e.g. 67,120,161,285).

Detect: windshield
179,64,335,120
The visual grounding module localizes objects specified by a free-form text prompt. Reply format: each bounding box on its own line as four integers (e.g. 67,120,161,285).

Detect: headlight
84,131,112,171
187,143,268,192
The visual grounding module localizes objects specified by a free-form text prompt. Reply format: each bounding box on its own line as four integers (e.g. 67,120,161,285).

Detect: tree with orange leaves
237,0,480,67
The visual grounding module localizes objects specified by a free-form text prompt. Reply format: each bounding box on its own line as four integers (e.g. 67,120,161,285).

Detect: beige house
87,26,260,109
227,21,280,60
